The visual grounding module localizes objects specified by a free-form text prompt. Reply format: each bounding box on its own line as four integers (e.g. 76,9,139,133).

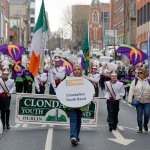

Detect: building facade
30,0,35,39
72,0,110,51
136,0,150,52
9,0,30,47
110,0,136,46
0,0,9,44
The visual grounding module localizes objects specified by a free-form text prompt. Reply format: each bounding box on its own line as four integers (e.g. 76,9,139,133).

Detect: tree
63,6,89,50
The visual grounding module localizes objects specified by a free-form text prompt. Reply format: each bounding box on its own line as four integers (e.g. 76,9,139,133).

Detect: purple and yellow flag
60,57,73,76
116,44,147,65
0,44,26,62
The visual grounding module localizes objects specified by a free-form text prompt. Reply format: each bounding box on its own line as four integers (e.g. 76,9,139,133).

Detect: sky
35,0,110,32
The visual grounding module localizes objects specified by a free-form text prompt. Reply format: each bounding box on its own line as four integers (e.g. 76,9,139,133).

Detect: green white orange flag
29,0,48,76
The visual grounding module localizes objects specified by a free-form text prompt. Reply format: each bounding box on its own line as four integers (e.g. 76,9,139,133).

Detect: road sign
56,77,95,108
15,94,98,127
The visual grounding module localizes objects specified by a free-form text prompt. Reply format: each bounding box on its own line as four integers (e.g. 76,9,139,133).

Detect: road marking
15,124,21,128
108,130,135,145
45,127,54,150
127,104,133,107
22,124,28,128
118,126,124,131
42,125,47,127
122,100,127,103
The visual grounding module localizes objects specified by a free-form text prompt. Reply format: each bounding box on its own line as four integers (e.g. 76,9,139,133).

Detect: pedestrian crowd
0,53,149,146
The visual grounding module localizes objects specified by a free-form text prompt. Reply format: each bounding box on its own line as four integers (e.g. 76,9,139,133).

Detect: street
0,89,150,150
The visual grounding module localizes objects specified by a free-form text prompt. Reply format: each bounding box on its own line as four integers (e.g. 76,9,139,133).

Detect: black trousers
0,96,11,126
35,86,45,94
95,87,99,97
16,82,24,93
24,80,32,93
107,100,120,126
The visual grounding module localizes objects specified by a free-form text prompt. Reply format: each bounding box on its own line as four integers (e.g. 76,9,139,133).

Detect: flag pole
148,31,150,75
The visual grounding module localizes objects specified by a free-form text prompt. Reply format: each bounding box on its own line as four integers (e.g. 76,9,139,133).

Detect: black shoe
6,124,10,129
109,126,113,132
71,137,78,146
112,126,117,130
137,128,142,133
3,125,5,129
143,125,148,132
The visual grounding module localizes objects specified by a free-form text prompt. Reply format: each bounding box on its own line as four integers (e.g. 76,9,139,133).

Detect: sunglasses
138,72,143,74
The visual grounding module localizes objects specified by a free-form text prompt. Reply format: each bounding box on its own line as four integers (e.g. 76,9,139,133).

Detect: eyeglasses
138,72,143,75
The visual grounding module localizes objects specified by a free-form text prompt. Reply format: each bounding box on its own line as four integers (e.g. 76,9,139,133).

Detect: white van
99,56,113,63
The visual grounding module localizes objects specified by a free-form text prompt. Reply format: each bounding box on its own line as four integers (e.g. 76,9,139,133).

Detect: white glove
0,90,2,94
54,88,56,93
37,89,40,93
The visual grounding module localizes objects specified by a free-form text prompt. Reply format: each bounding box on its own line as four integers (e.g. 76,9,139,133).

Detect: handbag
131,99,139,106
132,81,147,106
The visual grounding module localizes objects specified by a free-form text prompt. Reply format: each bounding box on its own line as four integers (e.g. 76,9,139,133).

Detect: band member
15,66,24,93
49,54,65,95
88,65,100,97
0,68,15,129
34,68,48,94
104,71,125,131
23,64,34,93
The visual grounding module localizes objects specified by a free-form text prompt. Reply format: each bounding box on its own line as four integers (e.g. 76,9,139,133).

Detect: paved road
0,89,150,150
0,54,150,150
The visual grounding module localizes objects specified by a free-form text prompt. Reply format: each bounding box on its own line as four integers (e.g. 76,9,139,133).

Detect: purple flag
81,54,85,69
60,57,73,76
116,44,147,65
0,44,26,62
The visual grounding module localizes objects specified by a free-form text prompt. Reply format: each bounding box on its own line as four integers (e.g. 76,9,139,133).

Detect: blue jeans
69,109,82,141
136,103,150,129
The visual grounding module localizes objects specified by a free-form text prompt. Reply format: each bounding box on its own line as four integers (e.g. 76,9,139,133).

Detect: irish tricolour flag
29,0,48,76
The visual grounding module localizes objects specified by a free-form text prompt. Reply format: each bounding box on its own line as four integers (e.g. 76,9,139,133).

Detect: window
30,18,35,24
94,28,97,40
114,6,124,17
147,3,150,21
137,10,140,27
115,22,124,30
30,27,34,33
93,11,99,22
144,5,146,23
30,8,35,14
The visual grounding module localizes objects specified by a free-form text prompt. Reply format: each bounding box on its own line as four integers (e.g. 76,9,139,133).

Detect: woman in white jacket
128,68,150,133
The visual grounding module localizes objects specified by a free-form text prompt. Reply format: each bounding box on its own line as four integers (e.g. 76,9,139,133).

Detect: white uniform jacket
48,66,65,92
104,81,125,100
0,78,16,94
34,72,48,92
88,73,100,88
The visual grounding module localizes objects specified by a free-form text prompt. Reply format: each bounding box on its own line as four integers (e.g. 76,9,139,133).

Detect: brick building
136,0,150,52
110,0,136,46
9,0,30,47
72,0,110,51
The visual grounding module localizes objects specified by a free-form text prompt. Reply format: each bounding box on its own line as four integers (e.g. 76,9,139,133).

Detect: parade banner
56,77,95,108
15,94,98,127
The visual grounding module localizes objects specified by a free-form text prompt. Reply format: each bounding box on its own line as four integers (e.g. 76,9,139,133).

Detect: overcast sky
35,0,110,32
